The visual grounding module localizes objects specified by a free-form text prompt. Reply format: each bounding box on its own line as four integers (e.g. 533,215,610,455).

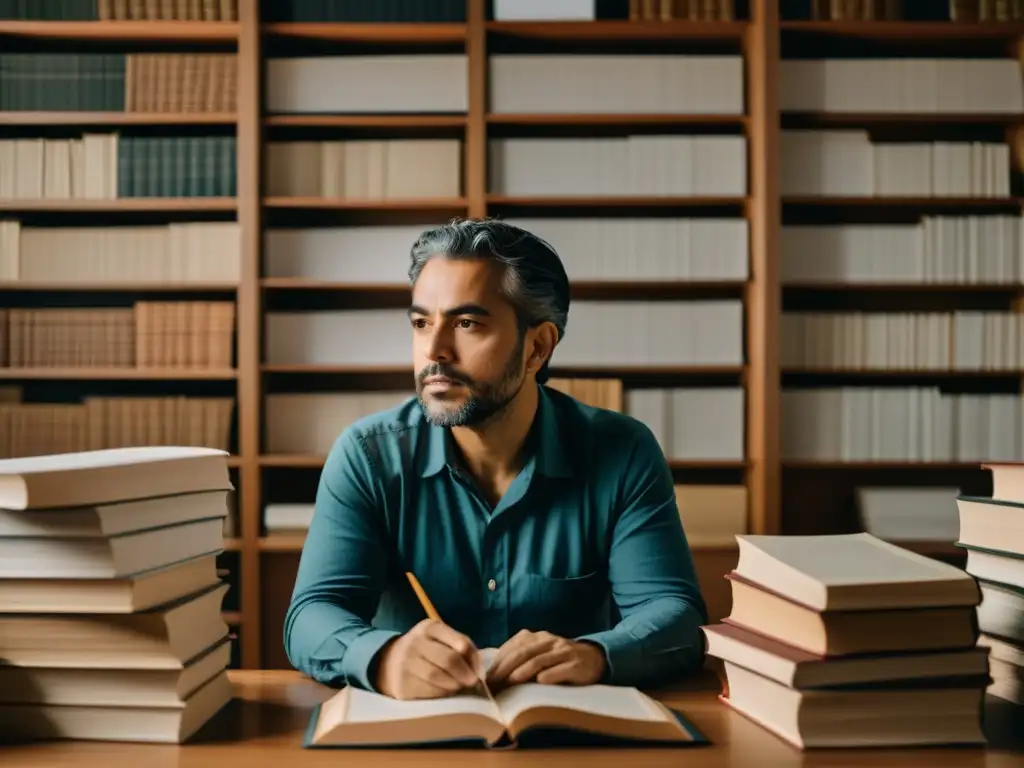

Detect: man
284,218,708,700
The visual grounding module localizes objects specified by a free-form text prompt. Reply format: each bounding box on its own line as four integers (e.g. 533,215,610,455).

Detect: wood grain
2,670,1020,765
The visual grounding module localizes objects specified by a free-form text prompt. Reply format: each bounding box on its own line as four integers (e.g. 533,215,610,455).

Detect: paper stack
956,462,1024,705
702,532,990,749
0,446,235,744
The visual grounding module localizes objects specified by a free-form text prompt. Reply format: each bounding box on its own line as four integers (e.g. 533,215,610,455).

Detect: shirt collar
418,383,573,479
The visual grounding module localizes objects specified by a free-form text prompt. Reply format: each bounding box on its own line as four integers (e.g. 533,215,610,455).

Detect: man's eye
457,319,477,328
411,318,426,328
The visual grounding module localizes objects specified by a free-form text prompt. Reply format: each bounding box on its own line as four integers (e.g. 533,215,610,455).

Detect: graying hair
408,219,570,383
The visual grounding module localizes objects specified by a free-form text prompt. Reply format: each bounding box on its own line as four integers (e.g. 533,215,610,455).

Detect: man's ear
525,322,559,375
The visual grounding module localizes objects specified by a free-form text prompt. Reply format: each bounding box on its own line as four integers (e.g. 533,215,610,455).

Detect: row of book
780,59,1023,115
780,311,1024,371
784,0,1016,20
0,54,236,113
0,134,236,201
266,140,461,201
491,136,747,197
781,217,1024,285
488,55,743,115
781,131,1014,198
264,387,746,462
786,0,904,19
0,445,236,743
0,0,239,19
0,303,235,371
9,214,1019,288
265,220,750,284
8,53,1021,120
629,0,736,20
265,54,745,116
262,0,464,21
0,220,241,285
99,0,237,20
264,301,744,368
0,391,234,458
781,387,1024,463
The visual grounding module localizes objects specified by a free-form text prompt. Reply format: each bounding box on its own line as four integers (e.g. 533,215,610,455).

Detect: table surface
3,669,1023,767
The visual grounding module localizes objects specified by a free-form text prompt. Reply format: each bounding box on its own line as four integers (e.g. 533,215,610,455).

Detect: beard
415,338,526,428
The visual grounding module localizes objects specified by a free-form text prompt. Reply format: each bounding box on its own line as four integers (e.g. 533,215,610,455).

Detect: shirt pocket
510,570,609,639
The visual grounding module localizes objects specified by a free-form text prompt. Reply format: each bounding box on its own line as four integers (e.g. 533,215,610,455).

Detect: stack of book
702,532,990,749
0,446,235,744
956,462,1024,705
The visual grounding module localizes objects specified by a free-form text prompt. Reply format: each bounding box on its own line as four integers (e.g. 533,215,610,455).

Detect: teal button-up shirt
284,384,708,690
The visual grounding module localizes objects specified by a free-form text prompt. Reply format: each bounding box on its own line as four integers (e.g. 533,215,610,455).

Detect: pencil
405,571,441,621
405,571,499,706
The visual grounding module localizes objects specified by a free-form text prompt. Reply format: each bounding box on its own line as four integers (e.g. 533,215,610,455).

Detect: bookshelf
777,0,1024,582
2,0,1018,671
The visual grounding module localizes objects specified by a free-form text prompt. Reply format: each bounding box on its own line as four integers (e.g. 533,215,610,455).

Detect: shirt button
487,578,496,591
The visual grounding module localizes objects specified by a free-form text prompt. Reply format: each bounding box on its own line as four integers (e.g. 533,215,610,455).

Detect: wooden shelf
0,5,783,671
783,282,1024,293
781,111,1024,128
783,461,986,470
485,20,747,40
0,198,237,212
261,363,745,377
260,535,308,552
260,454,325,468
0,111,237,126
487,113,748,127
779,20,1024,41
263,196,467,211
0,367,238,380
0,20,239,40
262,22,466,42
261,277,746,297
0,281,239,292
783,196,1023,209
783,368,1024,380
263,114,466,127
487,195,748,209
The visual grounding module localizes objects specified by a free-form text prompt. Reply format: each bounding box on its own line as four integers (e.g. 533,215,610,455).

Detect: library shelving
777,1,1024,576
6,0,1020,671
0,0,774,670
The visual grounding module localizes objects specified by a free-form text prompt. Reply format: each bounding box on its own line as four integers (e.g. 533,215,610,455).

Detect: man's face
409,256,528,427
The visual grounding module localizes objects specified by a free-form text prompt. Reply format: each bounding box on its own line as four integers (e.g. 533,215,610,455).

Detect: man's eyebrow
407,304,492,318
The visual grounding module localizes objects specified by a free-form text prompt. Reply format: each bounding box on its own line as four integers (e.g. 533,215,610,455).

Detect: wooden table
4,670,1023,767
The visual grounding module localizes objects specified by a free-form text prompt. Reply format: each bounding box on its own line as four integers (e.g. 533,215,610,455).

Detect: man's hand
486,630,607,688
374,619,482,700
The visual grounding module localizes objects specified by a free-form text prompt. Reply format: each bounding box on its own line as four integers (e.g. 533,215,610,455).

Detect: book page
495,683,664,724
345,687,499,724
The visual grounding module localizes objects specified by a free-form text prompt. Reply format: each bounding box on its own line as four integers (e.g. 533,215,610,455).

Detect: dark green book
303,683,709,750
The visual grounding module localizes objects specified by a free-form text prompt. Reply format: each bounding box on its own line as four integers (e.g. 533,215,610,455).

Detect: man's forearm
577,594,706,687
284,596,400,690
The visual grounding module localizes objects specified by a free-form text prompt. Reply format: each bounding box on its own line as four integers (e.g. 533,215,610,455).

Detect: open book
304,681,706,749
